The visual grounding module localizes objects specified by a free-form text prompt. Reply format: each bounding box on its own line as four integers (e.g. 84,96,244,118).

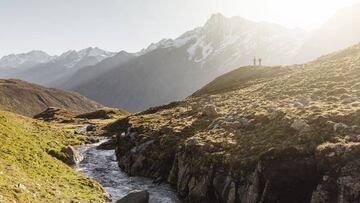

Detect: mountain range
0,47,115,87
68,13,306,112
1,4,360,112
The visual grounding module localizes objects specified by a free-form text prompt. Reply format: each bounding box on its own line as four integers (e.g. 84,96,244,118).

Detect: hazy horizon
1,0,359,57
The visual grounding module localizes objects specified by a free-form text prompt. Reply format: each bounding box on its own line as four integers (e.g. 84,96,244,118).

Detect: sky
0,0,359,57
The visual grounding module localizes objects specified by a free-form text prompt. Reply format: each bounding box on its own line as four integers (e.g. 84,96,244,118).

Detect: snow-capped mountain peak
0,50,54,69
56,47,116,68
136,13,307,71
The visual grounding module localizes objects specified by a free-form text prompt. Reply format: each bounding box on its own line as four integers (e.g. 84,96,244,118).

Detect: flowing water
76,141,182,203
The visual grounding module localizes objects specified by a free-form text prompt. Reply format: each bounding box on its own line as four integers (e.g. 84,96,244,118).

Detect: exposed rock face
107,44,360,202
97,138,117,150
116,190,149,203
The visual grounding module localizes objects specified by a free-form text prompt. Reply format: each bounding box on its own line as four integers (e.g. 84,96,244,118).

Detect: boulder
291,119,311,132
86,136,101,144
333,122,348,133
203,105,218,117
97,139,117,150
75,124,96,134
116,190,149,203
60,146,83,166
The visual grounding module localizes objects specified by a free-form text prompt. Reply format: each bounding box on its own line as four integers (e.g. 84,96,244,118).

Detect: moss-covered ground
0,110,108,203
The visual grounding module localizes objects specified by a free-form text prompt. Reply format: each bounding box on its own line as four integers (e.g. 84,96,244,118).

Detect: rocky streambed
76,140,182,203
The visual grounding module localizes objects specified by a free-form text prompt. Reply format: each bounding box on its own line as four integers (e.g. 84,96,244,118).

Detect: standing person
258,58,262,66
253,57,257,66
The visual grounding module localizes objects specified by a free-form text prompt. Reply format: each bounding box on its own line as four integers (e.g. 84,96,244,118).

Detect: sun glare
227,0,358,30
269,0,357,29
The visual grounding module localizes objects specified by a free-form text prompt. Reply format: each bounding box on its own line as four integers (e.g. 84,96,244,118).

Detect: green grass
0,110,108,203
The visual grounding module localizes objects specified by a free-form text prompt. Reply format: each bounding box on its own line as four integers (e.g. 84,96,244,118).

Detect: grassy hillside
0,110,108,202
0,79,103,117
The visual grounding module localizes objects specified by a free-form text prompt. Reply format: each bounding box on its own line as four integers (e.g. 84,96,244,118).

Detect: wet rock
86,136,101,144
116,190,149,203
97,139,117,150
60,146,83,166
75,124,96,134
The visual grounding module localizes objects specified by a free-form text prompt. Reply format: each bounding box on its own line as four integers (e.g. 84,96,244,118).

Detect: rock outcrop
116,190,149,203
97,138,118,150
59,146,83,166
106,44,360,202
34,107,76,123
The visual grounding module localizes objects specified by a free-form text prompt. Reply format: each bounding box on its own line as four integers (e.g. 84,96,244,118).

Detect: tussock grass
0,110,108,203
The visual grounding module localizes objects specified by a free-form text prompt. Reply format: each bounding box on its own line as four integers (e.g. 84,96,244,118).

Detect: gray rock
213,123,221,129
291,119,311,132
203,105,218,117
87,136,101,144
333,122,348,133
293,102,305,108
341,95,356,104
116,190,149,203
75,124,96,134
16,183,27,190
60,146,83,166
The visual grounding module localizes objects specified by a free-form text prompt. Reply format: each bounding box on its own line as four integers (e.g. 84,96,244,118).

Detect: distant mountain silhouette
1,47,115,87
0,79,103,116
